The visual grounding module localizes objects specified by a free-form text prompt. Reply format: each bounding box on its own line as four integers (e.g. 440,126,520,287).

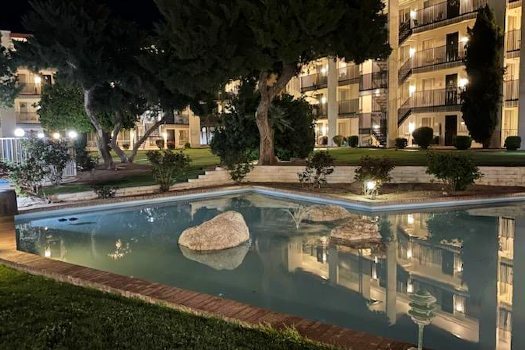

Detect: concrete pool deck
0,215,411,350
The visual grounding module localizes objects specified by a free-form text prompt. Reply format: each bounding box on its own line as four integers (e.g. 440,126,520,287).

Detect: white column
327,58,338,146
387,0,400,147
518,2,525,149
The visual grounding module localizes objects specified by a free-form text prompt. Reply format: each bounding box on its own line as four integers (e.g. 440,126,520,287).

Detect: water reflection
15,194,525,349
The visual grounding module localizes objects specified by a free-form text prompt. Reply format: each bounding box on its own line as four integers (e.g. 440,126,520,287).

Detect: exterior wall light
67,130,78,139
410,10,417,20
14,128,25,137
34,75,42,85
409,47,416,58
458,78,469,89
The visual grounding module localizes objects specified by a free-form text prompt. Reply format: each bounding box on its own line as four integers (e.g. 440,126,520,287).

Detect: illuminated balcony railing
411,0,487,30
504,80,519,101
338,65,360,84
338,99,359,115
398,88,462,125
360,71,387,91
506,29,521,53
399,45,465,83
16,111,40,123
300,72,327,91
312,104,328,118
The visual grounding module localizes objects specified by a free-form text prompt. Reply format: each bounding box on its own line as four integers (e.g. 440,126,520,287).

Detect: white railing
0,137,76,178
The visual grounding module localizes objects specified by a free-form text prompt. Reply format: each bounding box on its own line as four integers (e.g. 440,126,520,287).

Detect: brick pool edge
0,216,411,350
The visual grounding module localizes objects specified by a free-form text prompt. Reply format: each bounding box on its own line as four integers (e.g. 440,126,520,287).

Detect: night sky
0,0,160,33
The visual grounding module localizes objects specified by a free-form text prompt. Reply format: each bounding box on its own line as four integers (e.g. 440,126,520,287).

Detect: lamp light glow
14,128,25,137
37,132,45,139
67,130,78,139
52,132,61,140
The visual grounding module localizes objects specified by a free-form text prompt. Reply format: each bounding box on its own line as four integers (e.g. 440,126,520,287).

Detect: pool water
15,192,525,349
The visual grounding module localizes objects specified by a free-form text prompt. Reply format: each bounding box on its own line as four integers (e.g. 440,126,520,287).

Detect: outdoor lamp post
408,289,437,350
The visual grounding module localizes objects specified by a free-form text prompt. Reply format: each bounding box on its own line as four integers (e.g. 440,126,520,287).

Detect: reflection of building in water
285,212,516,349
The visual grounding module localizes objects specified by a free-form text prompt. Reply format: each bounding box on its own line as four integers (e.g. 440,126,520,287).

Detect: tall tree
0,46,21,108
16,0,144,169
156,0,390,164
461,5,504,148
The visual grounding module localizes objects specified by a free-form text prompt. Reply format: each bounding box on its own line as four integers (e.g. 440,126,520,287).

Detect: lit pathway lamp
408,289,437,350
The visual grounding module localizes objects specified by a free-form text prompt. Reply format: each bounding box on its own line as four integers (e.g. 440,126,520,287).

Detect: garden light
366,180,376,191
37,132,45,139
52,132,61,140
14,128,25,137
67,130,78,139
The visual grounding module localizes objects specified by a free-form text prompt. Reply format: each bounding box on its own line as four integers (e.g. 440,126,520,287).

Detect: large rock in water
330,218,381,244
305,205,351,222
180,243,249,270
178,211,249,251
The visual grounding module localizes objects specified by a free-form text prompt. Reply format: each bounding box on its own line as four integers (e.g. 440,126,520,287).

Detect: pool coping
16,184,525,221
0,216,411,350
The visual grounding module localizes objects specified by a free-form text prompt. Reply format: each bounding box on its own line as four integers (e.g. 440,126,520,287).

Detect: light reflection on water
15,193,525,350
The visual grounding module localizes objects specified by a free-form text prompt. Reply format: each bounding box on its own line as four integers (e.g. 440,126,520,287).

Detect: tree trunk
110,119,129,163
255,64,297,165
83,88,114,169
127,110,170,163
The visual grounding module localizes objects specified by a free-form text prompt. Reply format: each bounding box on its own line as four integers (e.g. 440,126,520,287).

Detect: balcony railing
18,82,42,95
506,29,521,53
504,80,519,101
338,65,360,83
412,0,487,30
313,104,328,118
402,88,462,109
338,99,359,115
360,71,387,91
300,73,327,91
399,45,465,83
16,111,40,123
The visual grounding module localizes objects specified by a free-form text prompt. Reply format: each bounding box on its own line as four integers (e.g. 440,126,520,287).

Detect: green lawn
129,147,220,168
325,148,525,166
0,265,330,350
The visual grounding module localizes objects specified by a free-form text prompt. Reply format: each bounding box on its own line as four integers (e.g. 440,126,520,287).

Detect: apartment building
295,0,521,148
0,30,203,149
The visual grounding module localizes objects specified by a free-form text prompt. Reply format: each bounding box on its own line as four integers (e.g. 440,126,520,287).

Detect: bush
318,136,328,146
504,136,521,151
354,156,395,195
225,151,254,183
453,135,472,150
167,141,176,150
23,138,70,185
146,150,191,192
333,135,344,147
155,139,165,149
348,135,359,148
74,136,97,172
412,127,434,149
8,157,47,194
297,151,335,189
122,143,130,150
432,135,440,145
92,184,118,199
395,138,408,150
426,152,482,191
184,142,191,149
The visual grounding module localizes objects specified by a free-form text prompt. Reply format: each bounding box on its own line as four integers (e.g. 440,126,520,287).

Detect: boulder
305,205,351,223
330,218,381,244
180,243,249,270
178,211,249,251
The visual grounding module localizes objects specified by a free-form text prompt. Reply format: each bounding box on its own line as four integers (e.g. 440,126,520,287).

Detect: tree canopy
0,46,21,108
155,0,390,164
461,5,504,148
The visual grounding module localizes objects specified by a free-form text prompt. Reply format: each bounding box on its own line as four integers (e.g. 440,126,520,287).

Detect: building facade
0,30,202,149
294,0,522,148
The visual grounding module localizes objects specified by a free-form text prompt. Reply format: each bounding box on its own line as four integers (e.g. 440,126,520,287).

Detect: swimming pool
15,190,524,349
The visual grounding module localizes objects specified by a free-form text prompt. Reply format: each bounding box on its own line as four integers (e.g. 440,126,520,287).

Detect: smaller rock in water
305,205,351,222
331,218,381,244
178,211,250,251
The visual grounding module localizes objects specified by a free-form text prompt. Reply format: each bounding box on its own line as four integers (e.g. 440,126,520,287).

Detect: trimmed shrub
354,156,395,195
92,184,118,199
318,136,328,146
453,135,472,150
298,151,335,189
155,139,165,149
167,141,176,150
146,150,191,192
348,135,359,148
395,138,408,150
426,152,482,191
332,135,344,147
504,136,521,151
184,142,191,149
225,151,254,183
412,127,434,149
122,143,130,150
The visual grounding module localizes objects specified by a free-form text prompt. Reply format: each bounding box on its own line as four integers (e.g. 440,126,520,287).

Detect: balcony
360,71,388,91
398,88,462,125
504,80,519,107
338,65,360,85
300,73,327,92
338,99,359,116
399,44,465,84
506,29,521,58
410,0,487,33
16,111,40,123
312,104,328,119
18,82,42,96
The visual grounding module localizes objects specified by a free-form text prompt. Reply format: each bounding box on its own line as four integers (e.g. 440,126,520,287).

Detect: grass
0,265,331,350
125,147,220,167
325,148,525,166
